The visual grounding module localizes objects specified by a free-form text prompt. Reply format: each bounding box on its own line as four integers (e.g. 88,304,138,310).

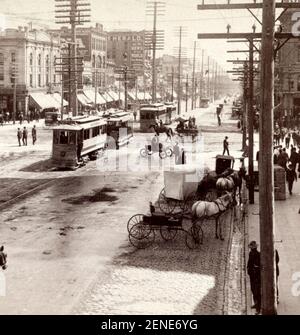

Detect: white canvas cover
164,167,200,201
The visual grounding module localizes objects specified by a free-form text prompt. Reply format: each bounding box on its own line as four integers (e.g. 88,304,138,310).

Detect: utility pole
55,0,91,116
94,69,98,109
199,49,204,107
191,41,196,110
185,74,188,114
171,66,174,102
248,38,255,205
259,0,276,315
178,26,182,114
207,55,210,100
145,1,165,104
11,63,17,124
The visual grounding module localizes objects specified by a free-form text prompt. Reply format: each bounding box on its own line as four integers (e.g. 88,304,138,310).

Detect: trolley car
51,115,107,169
105,110,133,149
139,103,167,132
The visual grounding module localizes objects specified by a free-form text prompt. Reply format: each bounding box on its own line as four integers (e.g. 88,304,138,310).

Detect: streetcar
51,115,107,169
104,110,133,149
139,103,167,132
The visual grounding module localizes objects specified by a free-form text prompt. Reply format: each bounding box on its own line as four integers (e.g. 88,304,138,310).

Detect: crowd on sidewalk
273,129,300,195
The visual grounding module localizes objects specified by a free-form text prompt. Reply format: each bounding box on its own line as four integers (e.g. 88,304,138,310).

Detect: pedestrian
285,132,291,149
217,114,221,126
223,136,230,155
133,110,137,122
0,113,3,126
276,249,280,304
173,141,180,164
22,126,28,146
290,147,299,171
32,125,37,145
17,128,22,146
286,162,297,195
19,113,23,125
247,241,261,315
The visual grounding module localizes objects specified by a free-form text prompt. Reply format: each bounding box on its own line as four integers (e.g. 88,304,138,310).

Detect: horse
149,124,174,142
192,192,233,240
0,246,7,270
227,166,247,204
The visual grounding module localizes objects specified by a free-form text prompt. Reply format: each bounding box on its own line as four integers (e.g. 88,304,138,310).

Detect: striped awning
83,90,106,105
29,93,61,110
77,93,93,106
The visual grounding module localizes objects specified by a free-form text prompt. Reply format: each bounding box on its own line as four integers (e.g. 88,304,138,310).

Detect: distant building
0,26,62,119
107,30,150,78
48,23,108,92
278,6,300,127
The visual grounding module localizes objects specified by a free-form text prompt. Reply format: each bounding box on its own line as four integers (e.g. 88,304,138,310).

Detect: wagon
127,213,203,249
157,168,202,214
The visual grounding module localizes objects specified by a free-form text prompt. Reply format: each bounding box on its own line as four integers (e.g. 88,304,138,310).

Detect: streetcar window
53,130,59,144
100,125,107,134
84,129,90,140
59,131,68,144
92,127,100,137
69,131,76,144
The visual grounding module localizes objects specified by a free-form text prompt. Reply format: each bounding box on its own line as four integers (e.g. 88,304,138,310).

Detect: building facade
278,6,300,127
0,27,61,118
48,23,108,92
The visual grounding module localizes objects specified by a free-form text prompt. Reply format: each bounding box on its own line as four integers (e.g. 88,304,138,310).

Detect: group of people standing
17,126,37,146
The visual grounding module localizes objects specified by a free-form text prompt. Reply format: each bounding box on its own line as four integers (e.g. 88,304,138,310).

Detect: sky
0,0,286,71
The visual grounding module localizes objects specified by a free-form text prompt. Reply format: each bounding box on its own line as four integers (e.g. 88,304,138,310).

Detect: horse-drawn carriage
175,117,199,142
127,155,245,249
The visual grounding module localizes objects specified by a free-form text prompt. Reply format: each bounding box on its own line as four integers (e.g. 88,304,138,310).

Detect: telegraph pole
191,41,196,110
94,69,98,109
185,74,188,114
178,26,182,114
55,0,91,116
11,63,17,124
145,1,165,104
207,55,210,100
259,0,276,315
248,38,255,205
171,66,174,102
199,49,204,107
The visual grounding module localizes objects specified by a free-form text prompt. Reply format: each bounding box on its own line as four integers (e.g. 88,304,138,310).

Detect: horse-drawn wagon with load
127,156,245,249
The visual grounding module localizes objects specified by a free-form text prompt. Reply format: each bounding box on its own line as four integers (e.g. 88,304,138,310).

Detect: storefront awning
30,92,61,110
51,93,68,107
108,90,119,101
83,90,106,105
77,93,93,106
127,91,136,100
101,92,114,103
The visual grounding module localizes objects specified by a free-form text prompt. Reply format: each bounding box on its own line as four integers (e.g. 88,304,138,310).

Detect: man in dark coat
223,136,230,155
276,249,280,304
22,127,28,146
286,162,297,195
290,147,299,171
32,125,37,145
247,240,261,314
17,128,22,146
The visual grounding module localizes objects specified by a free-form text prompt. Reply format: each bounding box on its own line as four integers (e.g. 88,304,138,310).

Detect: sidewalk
247,176,300,314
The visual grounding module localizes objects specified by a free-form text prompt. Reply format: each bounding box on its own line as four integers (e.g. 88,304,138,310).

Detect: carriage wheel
160,226,178,241
159,150,167,159
158,188,177,214
165,147,173,157
127,214,145,233
180,192,199,213
140,148,148,158
185,223,203,249
129,223,155,249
